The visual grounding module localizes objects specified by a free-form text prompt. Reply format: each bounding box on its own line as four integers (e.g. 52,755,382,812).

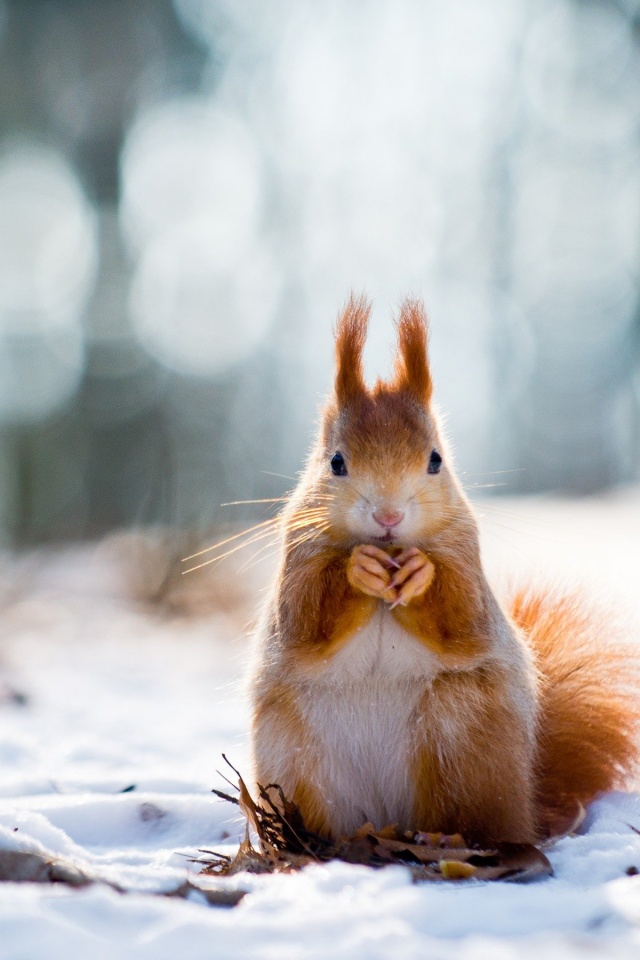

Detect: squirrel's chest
298,607,443,834
313,604,444,685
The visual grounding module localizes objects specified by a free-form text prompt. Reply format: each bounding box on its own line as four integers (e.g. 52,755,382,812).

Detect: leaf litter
195,756,555,884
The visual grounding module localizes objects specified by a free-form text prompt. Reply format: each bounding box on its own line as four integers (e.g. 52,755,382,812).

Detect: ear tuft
334,294,370,406
393,298,432,404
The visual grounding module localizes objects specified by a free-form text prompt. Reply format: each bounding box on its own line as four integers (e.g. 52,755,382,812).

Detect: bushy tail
510,589,640,834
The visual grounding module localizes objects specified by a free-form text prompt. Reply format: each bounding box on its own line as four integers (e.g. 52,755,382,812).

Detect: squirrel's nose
373,508,404,529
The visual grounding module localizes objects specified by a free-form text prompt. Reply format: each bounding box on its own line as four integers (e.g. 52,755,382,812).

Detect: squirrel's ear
392,298,433,405
334,294,370,406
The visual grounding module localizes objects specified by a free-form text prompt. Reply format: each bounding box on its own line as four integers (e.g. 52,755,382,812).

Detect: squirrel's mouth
373,532,395,543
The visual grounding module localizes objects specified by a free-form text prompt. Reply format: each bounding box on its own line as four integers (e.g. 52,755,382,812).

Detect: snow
1,493,640,959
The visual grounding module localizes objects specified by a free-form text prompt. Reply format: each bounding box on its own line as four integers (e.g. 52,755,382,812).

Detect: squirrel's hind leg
412,667,538,844
251,685,333,838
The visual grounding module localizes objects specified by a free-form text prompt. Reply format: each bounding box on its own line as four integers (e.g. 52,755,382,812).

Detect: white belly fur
299,605,444,837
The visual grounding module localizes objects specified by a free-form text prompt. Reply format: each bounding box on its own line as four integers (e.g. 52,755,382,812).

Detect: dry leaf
539,801,586,843
203,759,553,884
439,860,477,880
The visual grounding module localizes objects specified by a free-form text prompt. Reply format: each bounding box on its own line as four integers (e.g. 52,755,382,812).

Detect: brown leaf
201,830,273,876
485,843,553,883
336,835,379,866
202,761,554,883
439,860,477,880
415,831,466,848
374,824,401,840
369,836,478,865
540,801,586,841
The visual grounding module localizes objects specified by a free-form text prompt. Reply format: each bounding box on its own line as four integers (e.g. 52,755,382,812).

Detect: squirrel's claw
389,549,435,606
348,544,434,607
347,545,394,600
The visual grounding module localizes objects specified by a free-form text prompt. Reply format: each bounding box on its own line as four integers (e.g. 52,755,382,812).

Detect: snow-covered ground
1,492,640,959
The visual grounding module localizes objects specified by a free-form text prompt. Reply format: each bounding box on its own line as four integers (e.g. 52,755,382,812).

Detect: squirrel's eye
331,452,348,476
428,449,442,475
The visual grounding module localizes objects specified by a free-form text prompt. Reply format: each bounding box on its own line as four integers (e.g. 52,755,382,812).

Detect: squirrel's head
316,295,466,548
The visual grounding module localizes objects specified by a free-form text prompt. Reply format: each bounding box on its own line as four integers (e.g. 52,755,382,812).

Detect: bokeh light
128,215,279,376
0,143,96,422
121,98,279,375
120,99,261,259
0,0,638,541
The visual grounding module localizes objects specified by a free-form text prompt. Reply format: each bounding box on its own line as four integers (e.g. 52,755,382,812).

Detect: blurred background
0,0,639,545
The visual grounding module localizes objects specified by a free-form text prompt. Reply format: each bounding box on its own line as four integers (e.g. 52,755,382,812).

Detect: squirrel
249,295,640,845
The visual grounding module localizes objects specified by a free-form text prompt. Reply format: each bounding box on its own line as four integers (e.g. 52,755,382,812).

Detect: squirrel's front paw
347,545,398,603
388,548,435,608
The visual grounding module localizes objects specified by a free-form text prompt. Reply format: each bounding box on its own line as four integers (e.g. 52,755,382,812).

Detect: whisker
466,482,508,491
238,538,287,573
184,518,298,569
346,480,372,505
474,502,558,530
459,469,526,479
410,498,466,519
286,528,329,550
285,505,329,520
181,486,335,573
248,520,333,572
261,470,298,481
477,514,564,546
286,514,329,531
220,497,289,507
182,505,332,574
182,517,280,562
182,527,282,574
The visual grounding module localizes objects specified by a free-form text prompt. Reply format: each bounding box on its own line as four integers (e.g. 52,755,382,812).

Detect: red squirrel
249,295,640,844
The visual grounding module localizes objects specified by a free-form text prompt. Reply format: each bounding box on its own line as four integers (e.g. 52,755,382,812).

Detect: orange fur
250,295,640,845
392,544,494,668
334,294,370,406
412,665,537,842
276,543,378,663
391,298,433,403
252,681,334,835
511,588,640,835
